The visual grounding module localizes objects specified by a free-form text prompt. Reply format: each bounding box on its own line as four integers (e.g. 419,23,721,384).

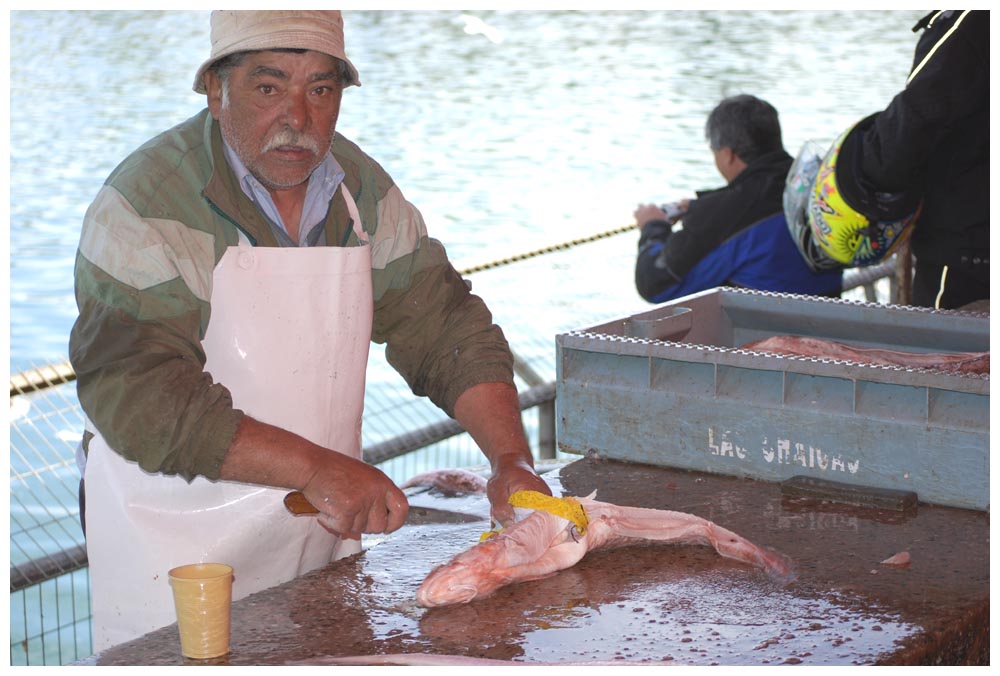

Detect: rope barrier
457,223,636,275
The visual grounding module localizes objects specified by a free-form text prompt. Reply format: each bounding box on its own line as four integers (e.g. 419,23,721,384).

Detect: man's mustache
263,128,322,154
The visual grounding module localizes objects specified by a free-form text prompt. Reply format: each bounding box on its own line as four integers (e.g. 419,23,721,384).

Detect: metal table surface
78,457,989,666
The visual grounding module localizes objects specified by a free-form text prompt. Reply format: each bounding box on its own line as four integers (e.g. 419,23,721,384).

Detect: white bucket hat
192,10,361,94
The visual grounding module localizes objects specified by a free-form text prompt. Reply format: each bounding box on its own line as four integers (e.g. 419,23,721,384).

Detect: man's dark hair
704,94,783,164
209,49,355,86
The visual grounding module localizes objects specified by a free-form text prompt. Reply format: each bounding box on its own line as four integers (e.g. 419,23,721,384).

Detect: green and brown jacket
70,109,513,482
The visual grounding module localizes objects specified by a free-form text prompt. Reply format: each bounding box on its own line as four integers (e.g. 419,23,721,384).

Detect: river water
9,9,923,369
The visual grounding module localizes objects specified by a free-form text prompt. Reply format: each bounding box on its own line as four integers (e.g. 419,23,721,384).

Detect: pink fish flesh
741,335,989,375
880,551,911,566
401,468,488,494
416,495,795,608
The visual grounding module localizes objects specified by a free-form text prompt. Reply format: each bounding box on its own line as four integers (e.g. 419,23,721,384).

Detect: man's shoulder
106,110,213,206
331,133,395,199
745,150,793,176
719,150,792,197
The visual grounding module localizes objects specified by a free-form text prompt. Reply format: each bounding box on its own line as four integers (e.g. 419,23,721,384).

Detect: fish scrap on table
401,467,488,494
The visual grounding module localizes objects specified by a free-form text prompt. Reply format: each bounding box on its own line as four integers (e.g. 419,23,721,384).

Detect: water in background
9,9,923,368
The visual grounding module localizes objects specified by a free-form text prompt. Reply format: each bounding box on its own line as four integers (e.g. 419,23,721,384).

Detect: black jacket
636,149,794,298
838,10,988,270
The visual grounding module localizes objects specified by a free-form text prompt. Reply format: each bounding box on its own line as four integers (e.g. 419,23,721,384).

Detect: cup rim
168,562,234,581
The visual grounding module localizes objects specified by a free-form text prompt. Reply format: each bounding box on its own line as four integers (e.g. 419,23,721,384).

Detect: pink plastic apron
84,186,372,651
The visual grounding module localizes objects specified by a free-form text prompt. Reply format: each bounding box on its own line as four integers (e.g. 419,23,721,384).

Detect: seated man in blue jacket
634,94,842,304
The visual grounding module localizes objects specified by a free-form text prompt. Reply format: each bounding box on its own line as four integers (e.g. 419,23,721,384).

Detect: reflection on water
9,9,924,363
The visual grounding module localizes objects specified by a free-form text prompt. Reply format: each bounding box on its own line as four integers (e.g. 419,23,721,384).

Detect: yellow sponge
479,490,590,541
509,490,589,534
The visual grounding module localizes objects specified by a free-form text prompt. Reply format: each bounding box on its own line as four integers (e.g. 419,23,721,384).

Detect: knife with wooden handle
284,491,320,515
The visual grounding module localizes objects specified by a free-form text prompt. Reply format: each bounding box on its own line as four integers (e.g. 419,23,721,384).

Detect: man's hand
452,382,552,527
634,203,668,228
634,199,690,229
301,454,409,540
220,416,408,540
486,453,551,527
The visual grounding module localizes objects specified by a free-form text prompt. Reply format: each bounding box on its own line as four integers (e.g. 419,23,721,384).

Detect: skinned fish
742,335,989,375
416,493,795,607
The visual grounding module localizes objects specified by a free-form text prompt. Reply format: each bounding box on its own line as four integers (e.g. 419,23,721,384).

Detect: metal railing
10,364,94,665
9,227,899,665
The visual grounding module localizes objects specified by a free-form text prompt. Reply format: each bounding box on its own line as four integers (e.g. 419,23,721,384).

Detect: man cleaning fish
69,9,550,650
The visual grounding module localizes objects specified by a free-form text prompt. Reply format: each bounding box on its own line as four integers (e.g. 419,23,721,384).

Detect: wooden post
512,351,557,459
537,400,557,459
894,241,913,305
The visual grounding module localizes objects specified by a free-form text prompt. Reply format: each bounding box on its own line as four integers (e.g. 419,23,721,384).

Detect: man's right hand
220,415,408,541
634,203,668,228
634,200,690,229
301,454,409,540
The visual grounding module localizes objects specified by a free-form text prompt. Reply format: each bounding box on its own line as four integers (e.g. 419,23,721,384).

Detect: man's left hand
487,454,551,527
452,381,552,527
634,203,668,228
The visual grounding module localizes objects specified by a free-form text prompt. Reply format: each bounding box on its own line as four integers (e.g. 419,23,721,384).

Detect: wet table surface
81,458,989,666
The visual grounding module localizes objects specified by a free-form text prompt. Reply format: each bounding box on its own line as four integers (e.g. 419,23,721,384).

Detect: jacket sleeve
69,185,242,482
635,187,756,302
636,224,739,304
368,183,514,417
635,219,683,301
839,10,988,213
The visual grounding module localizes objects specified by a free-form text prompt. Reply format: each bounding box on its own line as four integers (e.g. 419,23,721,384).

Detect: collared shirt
222,139,344,247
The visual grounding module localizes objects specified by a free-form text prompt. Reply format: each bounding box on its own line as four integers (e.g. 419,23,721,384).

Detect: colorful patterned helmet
806,124,920,268
784,141,839,272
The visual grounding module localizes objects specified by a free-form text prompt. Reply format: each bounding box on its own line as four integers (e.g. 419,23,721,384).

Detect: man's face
206,50,344,193
711,145,742,183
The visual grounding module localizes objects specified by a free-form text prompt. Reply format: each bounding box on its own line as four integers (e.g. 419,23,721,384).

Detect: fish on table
416,491,795,608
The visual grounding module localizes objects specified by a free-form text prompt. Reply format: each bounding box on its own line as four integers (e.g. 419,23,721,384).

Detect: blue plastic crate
556,288,989,511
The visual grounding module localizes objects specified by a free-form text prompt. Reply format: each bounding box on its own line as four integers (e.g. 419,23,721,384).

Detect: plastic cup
168,563,234,659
